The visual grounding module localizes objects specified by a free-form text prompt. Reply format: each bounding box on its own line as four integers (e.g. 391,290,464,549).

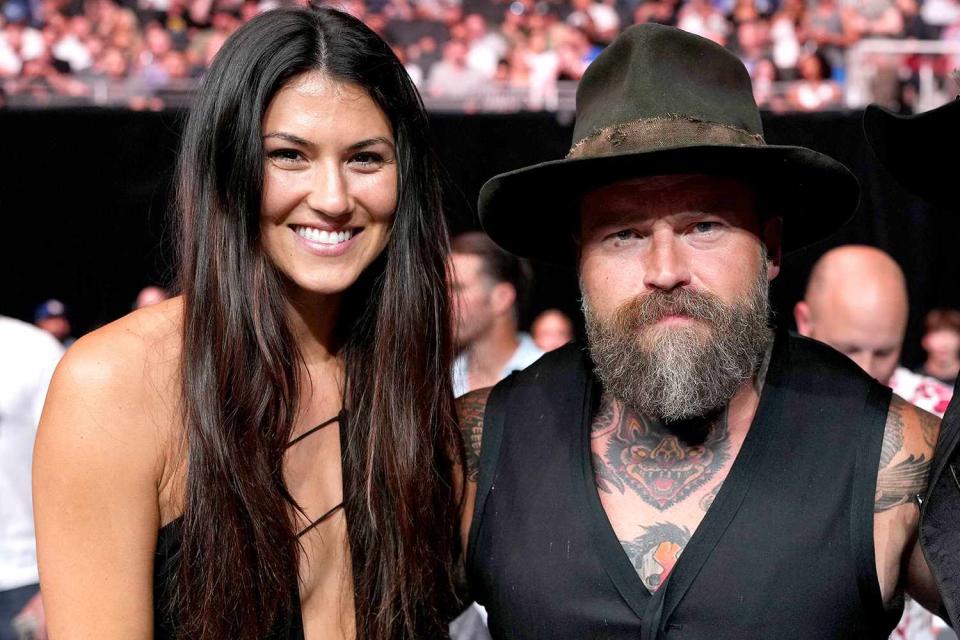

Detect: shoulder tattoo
457,387,491,483
875,396,939,513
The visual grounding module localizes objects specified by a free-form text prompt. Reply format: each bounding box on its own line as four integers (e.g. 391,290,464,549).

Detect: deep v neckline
576,332,788,634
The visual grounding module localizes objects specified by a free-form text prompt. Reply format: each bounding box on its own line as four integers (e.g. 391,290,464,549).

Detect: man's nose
642,232,691,292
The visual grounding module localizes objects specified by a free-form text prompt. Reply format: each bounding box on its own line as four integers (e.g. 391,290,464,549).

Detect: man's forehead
579,174,759,227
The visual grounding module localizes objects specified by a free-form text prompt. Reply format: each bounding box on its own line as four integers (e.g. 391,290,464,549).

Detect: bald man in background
795,245,954,640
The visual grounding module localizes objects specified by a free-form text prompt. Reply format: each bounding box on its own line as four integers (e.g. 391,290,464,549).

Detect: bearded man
456,24,948,639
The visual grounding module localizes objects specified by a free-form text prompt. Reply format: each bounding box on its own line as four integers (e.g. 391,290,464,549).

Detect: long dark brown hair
172,7,462,638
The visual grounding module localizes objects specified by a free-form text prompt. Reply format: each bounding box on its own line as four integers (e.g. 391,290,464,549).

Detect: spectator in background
448,231,543,397
803,0,856,78
33,299,74,347
794,245,954,639
733,18,769,75
531,308,573,352
566,0,619,44
786,49,843,110
134,285,169,309
795,246,953,415
426,38,486,97
0,316,64,640
844,0,905,37
464,13,506,77
919,309,960,386
447,231,544,639
769,0,804,79
676,0,730,44
632,0,678,26
752,56,781,108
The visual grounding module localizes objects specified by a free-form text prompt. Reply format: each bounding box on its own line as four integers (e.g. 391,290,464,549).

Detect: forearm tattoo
457,387,491,483
592,394,731,510
620,523,692,592
875,397,934,513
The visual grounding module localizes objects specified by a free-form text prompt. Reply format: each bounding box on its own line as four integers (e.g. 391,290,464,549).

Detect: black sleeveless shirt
152,412,345,639
466,331,902,639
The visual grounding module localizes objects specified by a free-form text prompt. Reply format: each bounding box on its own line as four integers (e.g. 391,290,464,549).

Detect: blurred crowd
1,0,959,110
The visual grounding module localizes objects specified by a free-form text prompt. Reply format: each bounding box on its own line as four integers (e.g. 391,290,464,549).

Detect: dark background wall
1,109,956,367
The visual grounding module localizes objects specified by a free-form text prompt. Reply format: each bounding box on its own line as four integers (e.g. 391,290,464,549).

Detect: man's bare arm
875,395,942,611
875,397,935,513
457,387,491,551
458,387,491,484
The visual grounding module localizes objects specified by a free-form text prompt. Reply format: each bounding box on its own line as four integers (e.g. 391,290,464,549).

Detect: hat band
566,116,766,159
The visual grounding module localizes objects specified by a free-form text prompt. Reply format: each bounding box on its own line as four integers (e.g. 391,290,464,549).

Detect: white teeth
295,226,353,245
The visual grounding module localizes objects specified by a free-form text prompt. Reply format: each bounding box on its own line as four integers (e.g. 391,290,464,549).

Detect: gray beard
583,260,773,423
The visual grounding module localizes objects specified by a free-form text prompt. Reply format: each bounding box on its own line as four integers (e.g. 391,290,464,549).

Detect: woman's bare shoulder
33,299,185,636
40,297,185,461
61,297,182,391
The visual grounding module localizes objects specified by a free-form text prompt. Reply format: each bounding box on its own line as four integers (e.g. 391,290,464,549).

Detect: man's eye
693,221,720,234
613,229,637,241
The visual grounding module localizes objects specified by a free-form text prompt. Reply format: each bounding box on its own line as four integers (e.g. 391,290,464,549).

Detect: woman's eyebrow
347,136,394,151
263,131,312,146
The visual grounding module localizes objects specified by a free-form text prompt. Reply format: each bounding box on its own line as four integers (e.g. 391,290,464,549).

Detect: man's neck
463,320,521,390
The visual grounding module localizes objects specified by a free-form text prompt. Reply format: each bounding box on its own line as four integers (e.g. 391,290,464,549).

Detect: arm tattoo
875,397,933,513
592,395,731,510
457,387,491,483
620,523,691,592
879,401,904,471
875,455,932,512
918,409,941,450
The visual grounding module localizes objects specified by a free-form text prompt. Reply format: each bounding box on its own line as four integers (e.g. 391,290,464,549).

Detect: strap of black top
285,410,345,449
284,410,346,538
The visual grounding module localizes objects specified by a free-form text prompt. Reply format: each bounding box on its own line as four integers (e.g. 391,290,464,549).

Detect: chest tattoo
620,522,691,592
593,396,731,510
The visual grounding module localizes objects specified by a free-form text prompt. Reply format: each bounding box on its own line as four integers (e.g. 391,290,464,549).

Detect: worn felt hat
478,23,860,264
863,97,960,210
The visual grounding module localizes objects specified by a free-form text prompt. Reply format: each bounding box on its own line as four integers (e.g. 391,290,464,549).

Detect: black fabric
862,99,960,210
467,332,898,639
153,518,305,640
152,413,343,639
921,388,960,630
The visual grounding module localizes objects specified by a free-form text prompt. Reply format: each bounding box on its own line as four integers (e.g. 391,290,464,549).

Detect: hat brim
863,100,960,209
478,144,859,265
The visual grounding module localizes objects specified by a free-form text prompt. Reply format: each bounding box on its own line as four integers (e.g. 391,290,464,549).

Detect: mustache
612,288,730,330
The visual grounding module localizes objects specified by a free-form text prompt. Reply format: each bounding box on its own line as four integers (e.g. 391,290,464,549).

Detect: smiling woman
32,7,462,640
260,75,398,297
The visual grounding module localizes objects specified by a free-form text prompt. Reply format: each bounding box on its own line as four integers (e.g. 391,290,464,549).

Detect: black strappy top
153,411,345,639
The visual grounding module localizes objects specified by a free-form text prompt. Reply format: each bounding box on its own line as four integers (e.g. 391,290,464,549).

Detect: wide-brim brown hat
478,23,860,265
863,98,960,210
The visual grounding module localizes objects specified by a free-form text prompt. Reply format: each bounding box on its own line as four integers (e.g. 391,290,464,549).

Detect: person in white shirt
0,316,64,640
449,231,544,398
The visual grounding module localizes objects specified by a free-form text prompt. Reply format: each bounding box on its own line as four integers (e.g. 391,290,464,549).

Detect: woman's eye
351,151,385,167
267,149,303,164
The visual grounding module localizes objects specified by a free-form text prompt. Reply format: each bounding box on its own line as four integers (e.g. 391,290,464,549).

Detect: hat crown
572,24,763,151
